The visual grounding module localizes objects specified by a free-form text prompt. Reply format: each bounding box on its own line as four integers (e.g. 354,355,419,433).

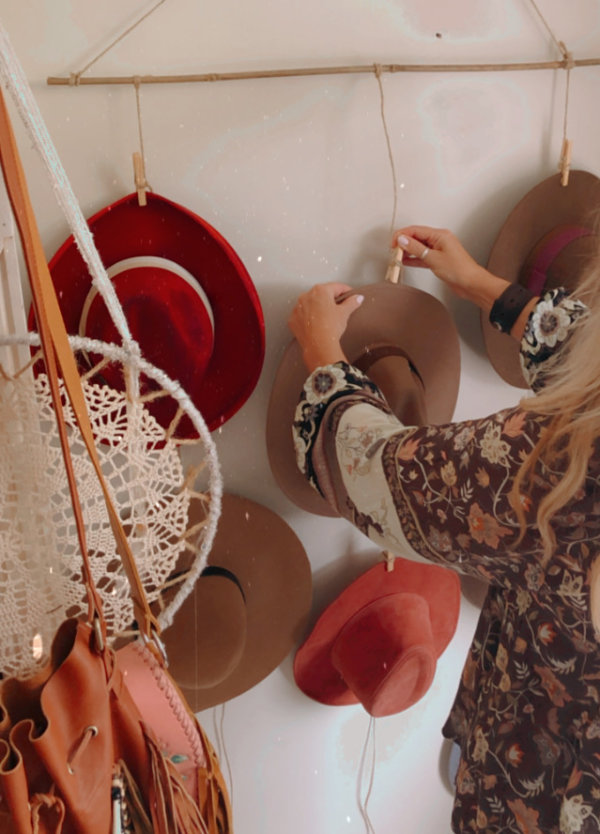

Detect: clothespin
384,245,404,284
383,550,395,572
133,151,148,206
559,137,572,188
557,41,574,188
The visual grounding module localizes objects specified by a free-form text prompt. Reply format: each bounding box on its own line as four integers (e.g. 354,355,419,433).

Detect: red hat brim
35,192,265,434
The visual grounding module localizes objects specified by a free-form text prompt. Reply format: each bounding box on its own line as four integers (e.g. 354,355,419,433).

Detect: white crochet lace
0,25,222,677
0,340,222,677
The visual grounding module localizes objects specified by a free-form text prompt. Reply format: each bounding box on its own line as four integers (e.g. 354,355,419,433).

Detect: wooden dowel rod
47,56,600,87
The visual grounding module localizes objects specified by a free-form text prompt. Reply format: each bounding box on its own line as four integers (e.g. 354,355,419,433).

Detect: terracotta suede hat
266,281,461,516
482,170,600,387
294,556,460,717
36,192,265,435
162,493,312,711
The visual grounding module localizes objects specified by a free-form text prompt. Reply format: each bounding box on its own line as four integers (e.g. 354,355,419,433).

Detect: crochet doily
0,339,221,678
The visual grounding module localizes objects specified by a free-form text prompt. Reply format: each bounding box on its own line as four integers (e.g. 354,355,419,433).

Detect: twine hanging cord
526,0,574,181
50,0,588,87
133,76,152,196
67,0,167,87
374,64,398,236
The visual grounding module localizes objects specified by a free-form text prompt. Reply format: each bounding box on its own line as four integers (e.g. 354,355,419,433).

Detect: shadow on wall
437,165,559,358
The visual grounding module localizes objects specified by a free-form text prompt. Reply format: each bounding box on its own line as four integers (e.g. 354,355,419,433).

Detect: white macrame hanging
0,25,223,677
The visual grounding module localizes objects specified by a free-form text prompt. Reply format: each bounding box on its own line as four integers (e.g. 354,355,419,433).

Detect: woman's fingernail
398,235,409,246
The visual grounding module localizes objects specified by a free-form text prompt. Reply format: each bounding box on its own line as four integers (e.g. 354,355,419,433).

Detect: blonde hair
509,251,600,632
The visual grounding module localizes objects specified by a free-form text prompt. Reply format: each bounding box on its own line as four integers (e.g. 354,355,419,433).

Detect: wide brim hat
266,282,461,516
482,170,600,387
162,493,312,711
38,192,265,435
294,557,460,717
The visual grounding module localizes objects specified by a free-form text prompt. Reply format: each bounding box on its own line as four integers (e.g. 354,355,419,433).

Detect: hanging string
374,65,405,283
133,78,152,204
69,0,167,85
526,0,574,185
374,64,398,235
527,0,567,56
558,63,573,186
212,704,234,808
134,79,147,167
356,715,377,834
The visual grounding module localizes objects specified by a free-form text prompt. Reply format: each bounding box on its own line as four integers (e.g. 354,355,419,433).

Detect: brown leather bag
0,86,232,834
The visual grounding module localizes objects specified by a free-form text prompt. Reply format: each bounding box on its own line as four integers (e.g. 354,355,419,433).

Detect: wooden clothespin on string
526,2,574,187
384,245,404,284
132,150,149,206
557,40,574,188
383,550,396,572
559,137,572,188
133,77,151,206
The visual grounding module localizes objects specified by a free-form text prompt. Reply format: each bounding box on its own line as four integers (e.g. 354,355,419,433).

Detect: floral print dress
292,289,600,833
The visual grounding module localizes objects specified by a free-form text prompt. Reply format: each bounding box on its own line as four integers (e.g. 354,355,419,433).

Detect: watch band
489,283,535,334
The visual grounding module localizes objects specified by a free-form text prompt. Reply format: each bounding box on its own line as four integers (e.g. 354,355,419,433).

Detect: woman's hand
288,282,364,372
395,225,509,311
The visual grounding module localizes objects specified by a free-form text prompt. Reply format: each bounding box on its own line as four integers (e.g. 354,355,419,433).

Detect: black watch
489,284,535,334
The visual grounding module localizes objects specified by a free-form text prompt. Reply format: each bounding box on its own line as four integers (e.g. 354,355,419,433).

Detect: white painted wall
1,1,599,831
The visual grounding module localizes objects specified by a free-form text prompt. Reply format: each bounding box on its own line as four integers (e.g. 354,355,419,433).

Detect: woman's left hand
288,282,364,372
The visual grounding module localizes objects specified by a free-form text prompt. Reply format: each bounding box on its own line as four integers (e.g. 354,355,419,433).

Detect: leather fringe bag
0,88,232,834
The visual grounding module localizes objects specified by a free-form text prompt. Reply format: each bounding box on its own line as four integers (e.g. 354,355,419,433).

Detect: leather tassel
142,725,210,834
196,723,234,834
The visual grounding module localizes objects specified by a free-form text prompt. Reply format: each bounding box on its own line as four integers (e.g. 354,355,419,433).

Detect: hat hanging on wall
482,169,600,388
161,492,313,712
294,556,460,717
266,279,461,517
34,192,265,436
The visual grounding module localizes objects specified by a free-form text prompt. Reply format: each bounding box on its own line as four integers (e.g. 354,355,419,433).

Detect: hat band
201,565,246,602
523,225,593,296
352,344,424,387
79,255,216,336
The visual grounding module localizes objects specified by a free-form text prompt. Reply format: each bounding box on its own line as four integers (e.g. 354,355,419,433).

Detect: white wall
2,1,599,831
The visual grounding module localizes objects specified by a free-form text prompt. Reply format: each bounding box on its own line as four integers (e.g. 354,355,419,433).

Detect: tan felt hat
482,170,600,387
266,282,461,516
163,493,312,711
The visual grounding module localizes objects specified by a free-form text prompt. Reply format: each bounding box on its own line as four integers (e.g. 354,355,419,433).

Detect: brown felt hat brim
481,170,600,388
163,493,312,711
266,282,461,516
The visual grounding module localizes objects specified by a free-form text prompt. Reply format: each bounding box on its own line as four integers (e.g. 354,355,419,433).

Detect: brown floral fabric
293,289,600,833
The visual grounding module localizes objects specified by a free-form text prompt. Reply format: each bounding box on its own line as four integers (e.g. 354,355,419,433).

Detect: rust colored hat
37,192,265,435
294,556,460,717
482,170,600,387
162,493,312,711
266,281,461,516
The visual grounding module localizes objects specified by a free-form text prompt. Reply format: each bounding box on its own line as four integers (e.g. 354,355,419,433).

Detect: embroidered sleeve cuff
292,361,389,486
520,288,588,390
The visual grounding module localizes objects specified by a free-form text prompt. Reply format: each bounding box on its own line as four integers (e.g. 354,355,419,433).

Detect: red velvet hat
294,557,460,717
37,192,265,435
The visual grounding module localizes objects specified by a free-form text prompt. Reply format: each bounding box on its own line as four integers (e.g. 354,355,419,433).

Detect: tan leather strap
0,87,162,650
